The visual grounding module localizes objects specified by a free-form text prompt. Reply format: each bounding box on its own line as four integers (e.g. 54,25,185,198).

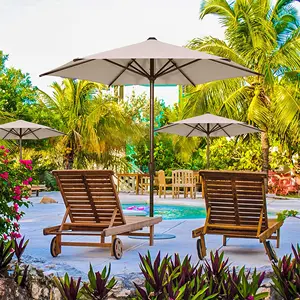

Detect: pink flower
0,172,9,181
13,203,19,212
13,195,21,201
13,222,19,228
28,177,33,182
15,214,21,221
10,232,22,239
23,180,29,185
5,149,9,153
25,195,29,199
2,234,7,240
0,145,5,149
3,159,9,164
14,186,22,194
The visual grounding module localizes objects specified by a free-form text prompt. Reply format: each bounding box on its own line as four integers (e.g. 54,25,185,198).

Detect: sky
0,0,225,105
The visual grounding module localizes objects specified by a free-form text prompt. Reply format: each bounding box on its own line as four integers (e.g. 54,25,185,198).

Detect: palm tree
185,0,300,172
38,79,134,169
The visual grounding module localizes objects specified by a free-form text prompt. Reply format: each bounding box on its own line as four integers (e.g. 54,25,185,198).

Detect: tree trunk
261,131,269,173
261,130,269,192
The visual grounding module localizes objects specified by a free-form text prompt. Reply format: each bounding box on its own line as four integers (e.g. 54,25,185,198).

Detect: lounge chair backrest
52,170,126,227
200,170,268,229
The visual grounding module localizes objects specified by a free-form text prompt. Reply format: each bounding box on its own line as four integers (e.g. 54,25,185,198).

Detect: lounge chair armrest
192,226,205,238
43,225,60,235
258,220,283,242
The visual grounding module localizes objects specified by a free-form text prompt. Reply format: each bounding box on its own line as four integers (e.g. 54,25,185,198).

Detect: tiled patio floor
20,191,300,278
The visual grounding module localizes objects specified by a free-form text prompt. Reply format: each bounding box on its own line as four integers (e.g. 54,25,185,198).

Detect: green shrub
79,264,116,299
271,244,300,299
0,146,32,239
135,251,267,300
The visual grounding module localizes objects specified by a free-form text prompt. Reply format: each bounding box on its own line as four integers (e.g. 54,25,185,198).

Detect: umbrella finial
147,37,157,40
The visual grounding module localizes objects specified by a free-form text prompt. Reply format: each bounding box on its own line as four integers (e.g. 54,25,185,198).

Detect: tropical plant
186,0,300,173
0,239,14,274
0,146,32,239
53,273,81,300
135,250,266,299
13,236,29,263
277,209,299,222
271,244,300,299
14,264,29,288
79,264,116,300
38,79,136,169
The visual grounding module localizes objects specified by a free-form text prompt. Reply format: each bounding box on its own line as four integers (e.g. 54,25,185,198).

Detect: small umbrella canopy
156,113,261,168
40,37,260,217
0,120,64,159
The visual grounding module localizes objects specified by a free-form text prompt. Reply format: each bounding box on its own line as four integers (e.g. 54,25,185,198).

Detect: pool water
122,204,206,220
122,204,276,220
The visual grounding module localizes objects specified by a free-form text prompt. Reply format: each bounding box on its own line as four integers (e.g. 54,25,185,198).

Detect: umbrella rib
27,129,41,140
213,124,232,138
238,123,263,132
186,124,200,137
196,124,208,134
209,124,220,133
40,59,95,77
22,128,32,137
0,129,16,139
108,60,135,87
185,123,207,134
154,59,173,77
104,59,148,78
132,60,150,77
170,60,196,86
156,59,201,78
210,59,261,76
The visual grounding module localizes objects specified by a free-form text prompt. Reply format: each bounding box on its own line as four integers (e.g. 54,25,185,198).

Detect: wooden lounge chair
192,170,283,261
43,170,162,259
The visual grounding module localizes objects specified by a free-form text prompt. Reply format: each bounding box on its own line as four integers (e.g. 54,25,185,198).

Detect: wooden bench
31,185,47,196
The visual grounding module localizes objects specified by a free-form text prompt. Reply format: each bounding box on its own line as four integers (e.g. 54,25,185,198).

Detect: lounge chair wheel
50,237,59,257
113,238,123,259
197,238,204,260
265,241,278,262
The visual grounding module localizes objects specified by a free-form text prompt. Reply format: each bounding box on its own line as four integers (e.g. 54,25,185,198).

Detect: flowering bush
0,146,32,240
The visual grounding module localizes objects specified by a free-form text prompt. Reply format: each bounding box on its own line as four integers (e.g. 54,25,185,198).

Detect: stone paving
20,191,300,278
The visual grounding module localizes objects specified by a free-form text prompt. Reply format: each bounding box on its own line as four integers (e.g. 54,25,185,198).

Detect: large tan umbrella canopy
40,37,260,217
156,113,261,169
0,120,64,159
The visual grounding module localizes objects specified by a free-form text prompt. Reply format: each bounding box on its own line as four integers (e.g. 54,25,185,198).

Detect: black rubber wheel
265,241,278,262
113,238,123,260
50,237,59,257
197,238,204,260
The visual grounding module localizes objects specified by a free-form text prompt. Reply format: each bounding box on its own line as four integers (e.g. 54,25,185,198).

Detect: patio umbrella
0,120,64,160
156,113,261,169
40,37,260,217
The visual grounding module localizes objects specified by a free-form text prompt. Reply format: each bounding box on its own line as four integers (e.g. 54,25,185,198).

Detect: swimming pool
122,204,206,220
122,204,276,220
